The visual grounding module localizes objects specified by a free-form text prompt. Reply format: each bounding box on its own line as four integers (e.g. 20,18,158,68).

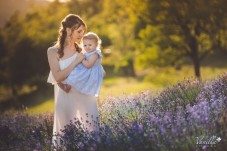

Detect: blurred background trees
0,1,69,100
118,0,227,80
0,0,227,108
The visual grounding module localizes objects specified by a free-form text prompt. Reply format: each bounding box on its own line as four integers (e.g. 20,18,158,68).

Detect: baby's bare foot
64,84,71,93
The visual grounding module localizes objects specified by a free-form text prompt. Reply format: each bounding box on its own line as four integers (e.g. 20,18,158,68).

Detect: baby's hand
76,53,85,62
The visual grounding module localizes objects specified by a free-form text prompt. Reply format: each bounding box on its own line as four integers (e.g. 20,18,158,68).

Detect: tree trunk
182,26,201,81
128,58,136,77
192,57,201,81
11,85,17,97
187,31,201,81
10,84,19,107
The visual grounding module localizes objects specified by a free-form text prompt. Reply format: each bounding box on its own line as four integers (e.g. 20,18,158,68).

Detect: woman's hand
75,53,85,63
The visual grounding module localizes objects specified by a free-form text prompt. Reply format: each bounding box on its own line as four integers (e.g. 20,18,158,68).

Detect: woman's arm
47,47,84,82
82,53,99,68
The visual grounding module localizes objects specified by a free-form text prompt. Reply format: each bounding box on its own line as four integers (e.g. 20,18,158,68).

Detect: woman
47,14,99,147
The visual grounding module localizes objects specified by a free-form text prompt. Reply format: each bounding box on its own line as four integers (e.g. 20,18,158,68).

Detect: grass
26,98,54,114
99,76,162,101
22,64,227,115
25,76,158,114
0,62,227,114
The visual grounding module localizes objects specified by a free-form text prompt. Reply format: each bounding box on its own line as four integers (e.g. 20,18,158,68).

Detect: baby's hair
83,32,102,49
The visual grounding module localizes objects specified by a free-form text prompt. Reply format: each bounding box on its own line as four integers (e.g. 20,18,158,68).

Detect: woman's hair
83,32,102,49
56,14,87,58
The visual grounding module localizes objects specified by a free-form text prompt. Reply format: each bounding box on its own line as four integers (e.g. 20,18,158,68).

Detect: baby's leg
57,82,71,93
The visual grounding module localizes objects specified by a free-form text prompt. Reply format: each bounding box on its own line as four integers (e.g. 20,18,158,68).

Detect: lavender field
0,74,227,151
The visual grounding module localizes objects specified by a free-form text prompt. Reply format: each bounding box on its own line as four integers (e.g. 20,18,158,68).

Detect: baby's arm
82,53,99,68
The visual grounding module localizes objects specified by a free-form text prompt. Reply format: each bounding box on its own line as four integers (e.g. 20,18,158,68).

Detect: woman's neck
64,45,76,53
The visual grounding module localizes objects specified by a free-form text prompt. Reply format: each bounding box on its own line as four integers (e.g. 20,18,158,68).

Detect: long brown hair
56,14,87,58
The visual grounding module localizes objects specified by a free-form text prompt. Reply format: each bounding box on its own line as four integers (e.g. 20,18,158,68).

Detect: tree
124,0,227,80
0,2,69,99
0,12,25,99
0,30,6,84
67,0,102,18
96,0,137,76
67,0,136,76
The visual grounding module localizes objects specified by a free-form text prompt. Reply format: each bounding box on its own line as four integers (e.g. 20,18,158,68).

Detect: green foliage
1,0,227,99
115,0,227,78
0,2,70,95
67,0,102,18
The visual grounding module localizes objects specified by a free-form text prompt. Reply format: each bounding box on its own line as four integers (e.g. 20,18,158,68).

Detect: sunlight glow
45,0,71,3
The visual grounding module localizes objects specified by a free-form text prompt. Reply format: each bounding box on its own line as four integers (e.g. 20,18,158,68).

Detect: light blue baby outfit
65,49,104,96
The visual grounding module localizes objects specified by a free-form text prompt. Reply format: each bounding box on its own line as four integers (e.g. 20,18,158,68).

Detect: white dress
47,52,99,146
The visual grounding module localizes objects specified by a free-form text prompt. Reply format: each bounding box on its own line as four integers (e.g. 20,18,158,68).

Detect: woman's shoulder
47,46,58,56
47,45,58,52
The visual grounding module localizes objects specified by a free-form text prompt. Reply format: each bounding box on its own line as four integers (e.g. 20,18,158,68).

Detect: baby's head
82,32,101,52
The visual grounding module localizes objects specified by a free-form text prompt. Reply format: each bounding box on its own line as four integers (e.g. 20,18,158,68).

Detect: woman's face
71,25,85,43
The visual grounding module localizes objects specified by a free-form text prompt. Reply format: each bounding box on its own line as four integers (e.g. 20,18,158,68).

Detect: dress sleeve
95,49,102,58
47,71,57,85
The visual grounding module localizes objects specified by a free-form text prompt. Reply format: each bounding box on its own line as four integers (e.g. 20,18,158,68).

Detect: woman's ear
66,27,72,36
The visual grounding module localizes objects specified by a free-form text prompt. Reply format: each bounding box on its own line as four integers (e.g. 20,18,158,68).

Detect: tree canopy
124,0,227,79
0,0,227,97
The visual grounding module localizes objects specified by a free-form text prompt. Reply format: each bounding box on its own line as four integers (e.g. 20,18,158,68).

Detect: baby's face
83,39,97,52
